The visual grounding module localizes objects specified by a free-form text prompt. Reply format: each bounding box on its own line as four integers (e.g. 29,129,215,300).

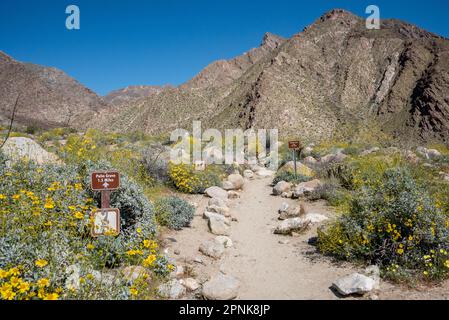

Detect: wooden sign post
288,141,302,179
90,171,121,237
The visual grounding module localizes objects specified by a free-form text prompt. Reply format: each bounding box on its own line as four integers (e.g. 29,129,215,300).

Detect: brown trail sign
288,140,303,179
90,171,121,236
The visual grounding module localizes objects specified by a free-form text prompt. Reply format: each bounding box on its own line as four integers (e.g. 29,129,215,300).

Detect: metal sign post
90,171,121,237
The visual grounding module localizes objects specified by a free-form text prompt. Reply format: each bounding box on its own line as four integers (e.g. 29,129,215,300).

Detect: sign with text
91,208,121,237
91,171,120,191
288,141,302,150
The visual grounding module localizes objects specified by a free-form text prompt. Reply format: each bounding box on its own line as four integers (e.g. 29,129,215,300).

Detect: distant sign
91,208,121,237
91,171,120,191
288,141,302,150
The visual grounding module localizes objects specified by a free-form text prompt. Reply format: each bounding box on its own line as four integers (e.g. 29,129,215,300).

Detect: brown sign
91,208,121,237
288,141,302,150
91,171,120,191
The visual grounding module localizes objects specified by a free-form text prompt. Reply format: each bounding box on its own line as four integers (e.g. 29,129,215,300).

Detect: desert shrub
154,196,195,230
141,143,170,183
317,167,449,281
0,158,171,300
168,163,222,194
306,178,346,204
272,171,311,185
323,163,355,190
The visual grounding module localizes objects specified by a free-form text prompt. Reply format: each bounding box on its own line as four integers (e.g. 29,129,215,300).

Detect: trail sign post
288,141,302,179
90,171,121,236
91,208,120,237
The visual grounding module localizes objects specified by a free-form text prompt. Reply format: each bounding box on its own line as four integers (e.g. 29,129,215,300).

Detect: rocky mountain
0,51,108,129
89,9,449,144
104,85,171,106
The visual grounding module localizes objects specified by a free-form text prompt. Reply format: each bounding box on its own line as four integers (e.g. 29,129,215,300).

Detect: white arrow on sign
103,182,110,188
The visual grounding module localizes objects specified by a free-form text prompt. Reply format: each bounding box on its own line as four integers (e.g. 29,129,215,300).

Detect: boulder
292,179,322,198
278,202,307,220
255,168,275,178
202,274,240,300
272,181,292,196
205,186,228,200
274,218,310,235
416,147,442,159
227,174,244,190
208,216,231,236
158,279,186,299
199,239,225,259
302,146,314,156
2,137,61,165
332,273,376,296
280,161,314,177
320,152,347,164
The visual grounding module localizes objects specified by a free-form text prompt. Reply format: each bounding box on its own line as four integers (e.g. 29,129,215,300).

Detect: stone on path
215,236,233,248
274,218,310,235
272,181,292,196
227,173,244,190
227,191,240,199
208,216,231,236
205,186,228,200
292,179,322,198
199,239,225,259
206,205,231,217
202,274,240,300
158,279,186,299
255,168,275,178
332,273,376,296
208,197,228,207
222,181,235,190
243,170,254,179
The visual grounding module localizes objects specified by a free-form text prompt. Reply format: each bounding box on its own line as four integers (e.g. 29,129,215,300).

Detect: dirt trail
165,176,449,300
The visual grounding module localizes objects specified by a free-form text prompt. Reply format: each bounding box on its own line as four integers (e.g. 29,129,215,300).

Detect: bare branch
0,93,20,150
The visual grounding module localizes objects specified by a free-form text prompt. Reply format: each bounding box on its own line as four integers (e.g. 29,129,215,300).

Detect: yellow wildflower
37,278,50,288
35,259,49,268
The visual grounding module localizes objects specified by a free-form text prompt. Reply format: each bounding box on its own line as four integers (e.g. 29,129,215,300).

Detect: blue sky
1,0,448,95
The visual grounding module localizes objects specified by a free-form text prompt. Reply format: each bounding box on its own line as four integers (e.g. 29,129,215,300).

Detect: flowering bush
318,167,449,281
154,196,195,230
168,162,222,194
0,155,171,300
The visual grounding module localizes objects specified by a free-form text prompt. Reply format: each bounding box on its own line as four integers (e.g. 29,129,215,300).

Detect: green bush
318,167,449,281
0,157,170,300
154,196,195,230
272,170,311,186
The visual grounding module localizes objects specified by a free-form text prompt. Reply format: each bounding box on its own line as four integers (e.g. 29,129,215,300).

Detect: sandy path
165,176,449,300
219,177,357,300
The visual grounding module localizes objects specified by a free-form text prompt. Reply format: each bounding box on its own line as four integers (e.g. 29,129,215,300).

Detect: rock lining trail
164,175,449,300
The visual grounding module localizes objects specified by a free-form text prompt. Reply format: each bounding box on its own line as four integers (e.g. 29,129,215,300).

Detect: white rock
292,179,322,198
228,174,244,189
205,186,228,200
272,181,292,196
208,197,228,207
199,239,225,259
274,218,309,235
215,236,233,248
256,168,275,178
208,216,231,236
243,170,254,179
2,137,61,165
303,213,328,224
332,273,376,296
202,274,240,300
158,279,186,299
206,205,231,217
222,181,235,190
